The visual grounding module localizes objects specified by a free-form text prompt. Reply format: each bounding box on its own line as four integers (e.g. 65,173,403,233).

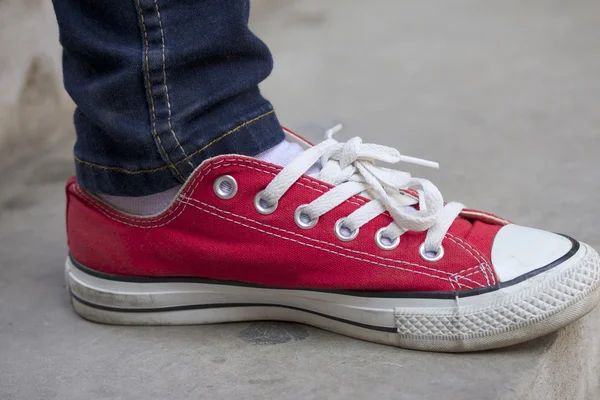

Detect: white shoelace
257,125,465,260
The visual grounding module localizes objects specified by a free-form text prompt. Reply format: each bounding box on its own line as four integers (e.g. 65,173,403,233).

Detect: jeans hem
75,107,284,196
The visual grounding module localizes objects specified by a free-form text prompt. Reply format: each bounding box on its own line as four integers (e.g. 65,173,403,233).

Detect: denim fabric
52,0,284,195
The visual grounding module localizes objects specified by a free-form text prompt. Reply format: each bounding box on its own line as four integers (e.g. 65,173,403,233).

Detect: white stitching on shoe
448,233,497,285
450,274,462,290
71,157,486,288
72,160,239,223
179,198,477,289
154,0,194,170
75,186,189,229
73,158,364,224
462,264,488,278
180,195,484,286
447,235,491,286
450,235,494,285
449,278,457,291
76,188,481,289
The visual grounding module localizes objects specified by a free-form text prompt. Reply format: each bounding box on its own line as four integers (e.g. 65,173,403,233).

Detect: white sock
257,139,320,175
255,139,304,166
98,186,181,216
98,140,314,215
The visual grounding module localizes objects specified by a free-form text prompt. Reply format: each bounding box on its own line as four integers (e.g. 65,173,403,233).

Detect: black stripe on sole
70,292,398,333
69,234,579,300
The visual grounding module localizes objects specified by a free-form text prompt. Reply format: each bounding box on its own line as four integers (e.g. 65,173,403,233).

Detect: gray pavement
1,0,600,399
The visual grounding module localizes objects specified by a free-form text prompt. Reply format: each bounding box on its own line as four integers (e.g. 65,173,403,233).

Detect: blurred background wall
0,0,73,167
0,0,272,168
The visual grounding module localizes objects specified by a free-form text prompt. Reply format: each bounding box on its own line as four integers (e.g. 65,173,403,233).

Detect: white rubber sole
66,242,600,352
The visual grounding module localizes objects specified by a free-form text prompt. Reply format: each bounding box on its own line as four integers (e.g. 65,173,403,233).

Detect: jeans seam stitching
73,109,274,174
154,0,194,170
135,0,185,181
185,109,275,160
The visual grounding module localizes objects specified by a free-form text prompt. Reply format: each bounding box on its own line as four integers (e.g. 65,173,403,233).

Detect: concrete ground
1,0,599,399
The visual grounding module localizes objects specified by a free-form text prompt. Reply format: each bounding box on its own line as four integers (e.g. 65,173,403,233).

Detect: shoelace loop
260,125,465,257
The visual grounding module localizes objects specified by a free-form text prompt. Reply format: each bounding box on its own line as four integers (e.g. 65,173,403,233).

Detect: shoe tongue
451,216,474,236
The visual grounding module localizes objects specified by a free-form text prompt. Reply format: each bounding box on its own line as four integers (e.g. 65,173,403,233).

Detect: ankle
97,185,181,215
96,138,313,215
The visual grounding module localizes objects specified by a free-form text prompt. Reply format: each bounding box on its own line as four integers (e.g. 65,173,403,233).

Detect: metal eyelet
254,190,278,215
375,228,400,250
419,243,445,262
334,218,359,241
213,175,238,200
294,205,319,229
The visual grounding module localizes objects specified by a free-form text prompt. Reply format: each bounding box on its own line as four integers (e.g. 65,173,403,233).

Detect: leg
52,0,284,196
59,1,600,352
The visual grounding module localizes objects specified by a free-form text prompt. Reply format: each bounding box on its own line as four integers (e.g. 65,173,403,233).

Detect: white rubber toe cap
491,224,575,283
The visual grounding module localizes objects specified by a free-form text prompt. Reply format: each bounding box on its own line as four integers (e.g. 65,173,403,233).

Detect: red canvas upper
66,155,509,293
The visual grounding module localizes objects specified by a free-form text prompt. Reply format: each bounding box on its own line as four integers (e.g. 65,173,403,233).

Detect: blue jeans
52,0,284,196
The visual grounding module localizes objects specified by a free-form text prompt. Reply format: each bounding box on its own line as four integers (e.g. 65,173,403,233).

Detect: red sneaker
65,127,600,352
